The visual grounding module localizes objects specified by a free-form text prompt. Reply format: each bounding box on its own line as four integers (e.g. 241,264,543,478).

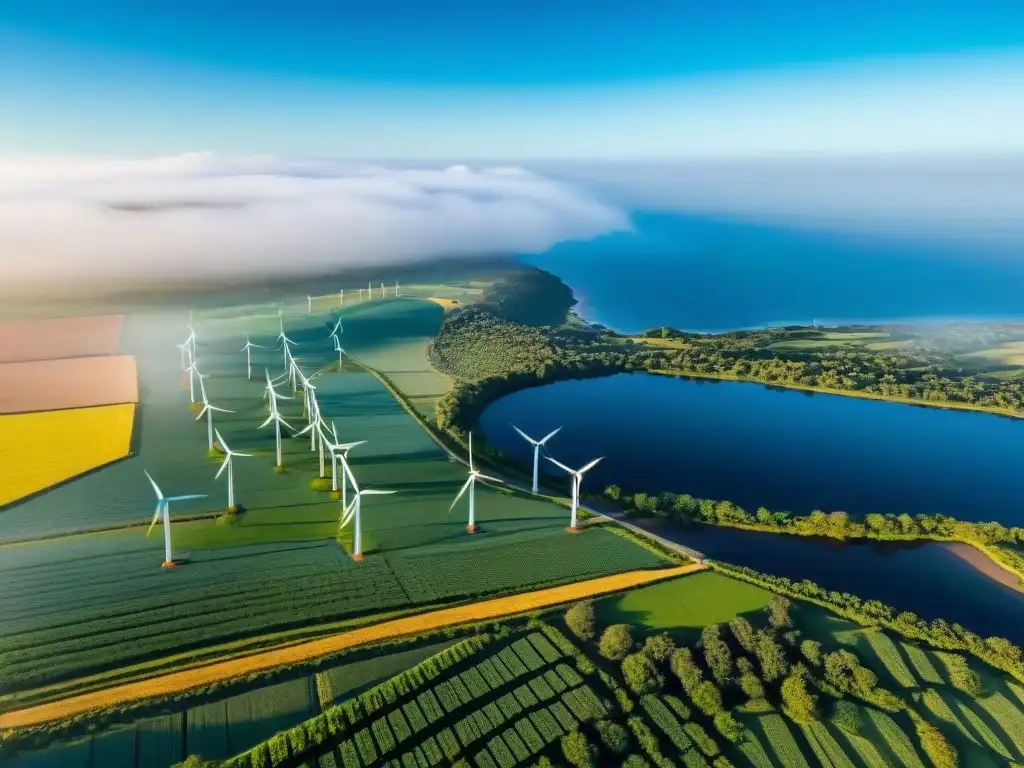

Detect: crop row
641,694,693,753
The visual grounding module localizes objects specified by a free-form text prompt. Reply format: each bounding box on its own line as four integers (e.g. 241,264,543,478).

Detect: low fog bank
540,156,1024,252
0,154,629,300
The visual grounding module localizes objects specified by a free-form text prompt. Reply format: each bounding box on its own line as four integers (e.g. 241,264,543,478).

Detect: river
479,372,1024,643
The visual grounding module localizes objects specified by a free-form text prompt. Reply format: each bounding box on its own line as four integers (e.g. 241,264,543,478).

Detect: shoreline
942,541,1024,591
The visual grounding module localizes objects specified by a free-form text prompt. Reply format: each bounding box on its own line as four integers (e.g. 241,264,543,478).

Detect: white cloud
0,154,629,294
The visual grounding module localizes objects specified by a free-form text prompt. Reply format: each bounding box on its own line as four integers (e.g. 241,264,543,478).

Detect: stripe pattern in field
0,355,138,413
0,314,123,363
0,403,135,507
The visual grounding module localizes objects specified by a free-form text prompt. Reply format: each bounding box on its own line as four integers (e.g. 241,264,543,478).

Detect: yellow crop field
0,403,134,507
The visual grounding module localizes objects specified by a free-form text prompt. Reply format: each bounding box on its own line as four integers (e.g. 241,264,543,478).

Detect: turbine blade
511,424,537,444
361,489,396,496
146,502,162,536
166,494,207,502
448,477,473,512
258,415,274,429
342,458,359,493
579,457,604,474
210,406,234,413
194,405,208,421
544,456,574,474
468,431,474,472
540,427,562,444
144,470,164,501
337,440,366,451
476,474,504,484
233,452,253,457
215,457,230,479
213,428,229,453
277,416,295,431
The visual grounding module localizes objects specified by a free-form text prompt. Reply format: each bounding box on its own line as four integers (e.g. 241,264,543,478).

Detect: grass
594,570,772,632
968,341,1024,366
0,404,135,507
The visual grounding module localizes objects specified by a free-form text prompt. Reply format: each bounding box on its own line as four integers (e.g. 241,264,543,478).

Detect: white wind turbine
276,311,297,369
368,281,372,300
297,411,330,475
184,358,201,404
380,282,385,299
144,470,206,568
307,295,313,313
339,461,395,561
328,318,344,346
263,367,292,415
324,424,365,505
241,333,265,379
195,377,234,452
339,288,344,306
214,429,252,511
395,280,400,297
511,425,562,494
260,408,294,469
449,432,503,533
545,455,604,531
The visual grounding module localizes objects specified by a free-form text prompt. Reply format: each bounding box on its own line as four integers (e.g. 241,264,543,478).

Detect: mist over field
0,154,629,296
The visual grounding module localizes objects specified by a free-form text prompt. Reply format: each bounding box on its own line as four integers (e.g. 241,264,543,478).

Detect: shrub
739,672,764,700
799,639,822,666
700,625,733,684
599,625,635,661
767,596,793,629
692,680,723,716
829,700,861,734
622,653,665,695
713,711,743,743
754,630,788,682
622,756,652,768
670,648,703,693
596,719,632,755
566,601,597,642
561,730,596,768
781,671,817,724
914,717,958,768
642,633,676,664
947,654,983,697
728,617,756,654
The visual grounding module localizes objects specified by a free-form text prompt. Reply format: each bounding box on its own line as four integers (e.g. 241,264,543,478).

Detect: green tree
604,485,622,501
600,624,635,661
692,680,723,716
565,600,597,642
914,718,958,768
596,719,631,755
622,652,665,694
670,648,703,694
781,670,817,723
947,654,983,697
754,630,788,682
713,711,743,742
642,633,676,663
800,639,822,666
767,595,793,629
739,672,765,700
728,616,756,654
701,624,734,684
561,730,597,768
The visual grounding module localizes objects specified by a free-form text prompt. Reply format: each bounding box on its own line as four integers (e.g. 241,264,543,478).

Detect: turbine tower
276,311,297,369
195,377,234,452
184,359,201,404
324,425,365,505
144,470,206,568
263,368,292,414
259,394,294,469
449,432,503,533
214,429,251,511
545,455,603,531
307,295,313,313
380,282,385,299
395,280,400,297
511,425,561,494
339,462,395,561
339,288,344,306
241,332,264,379
334,337,346,367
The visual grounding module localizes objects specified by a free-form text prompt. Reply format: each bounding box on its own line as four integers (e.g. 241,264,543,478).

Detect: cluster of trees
715,562,1024,689
603,485,1024,581
479,267,578,327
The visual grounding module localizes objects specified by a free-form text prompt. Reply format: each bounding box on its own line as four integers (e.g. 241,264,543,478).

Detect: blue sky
2,0,1023,156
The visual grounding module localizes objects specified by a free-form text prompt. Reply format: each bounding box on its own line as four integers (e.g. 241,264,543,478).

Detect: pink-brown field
0,314,124,363
0,355,139,414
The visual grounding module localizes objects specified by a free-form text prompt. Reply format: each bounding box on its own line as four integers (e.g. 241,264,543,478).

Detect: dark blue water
479,373,1024,641
527,212,1024,333
480,373,1024,522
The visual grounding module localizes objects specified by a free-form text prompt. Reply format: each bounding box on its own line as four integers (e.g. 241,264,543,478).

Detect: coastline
942,541,1024,591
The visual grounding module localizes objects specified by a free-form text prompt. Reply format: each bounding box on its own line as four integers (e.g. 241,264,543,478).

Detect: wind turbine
380,282,386,299
184,359,201,404
334,337,347,367
241,333,265,379
307,295,313,313
395,280,400,297
449,432,503,533
260,408,294,469
545,455,604,531
339,461,395,561
511,425,561,494
328,318,344,345
368,281,372,300
324,425,365,504
144,470,206,568
263,368,292,413
276,311,297,368
297,412,330,475
214,429,251,511
195,378,234,452
339,288,344,306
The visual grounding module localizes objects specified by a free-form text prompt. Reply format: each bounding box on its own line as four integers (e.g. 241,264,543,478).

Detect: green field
595,572,772,634
0,297,669,708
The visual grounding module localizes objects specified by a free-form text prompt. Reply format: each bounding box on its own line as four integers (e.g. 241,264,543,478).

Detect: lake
479,372,1024,642
479,372,1024,522
526,212,1024,333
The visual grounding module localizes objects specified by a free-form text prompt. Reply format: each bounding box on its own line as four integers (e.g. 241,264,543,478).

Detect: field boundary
0,563,703,729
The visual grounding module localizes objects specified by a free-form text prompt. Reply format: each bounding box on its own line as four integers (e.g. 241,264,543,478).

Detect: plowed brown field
0,563,703,728
0,355,138,414
0,314,123,363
